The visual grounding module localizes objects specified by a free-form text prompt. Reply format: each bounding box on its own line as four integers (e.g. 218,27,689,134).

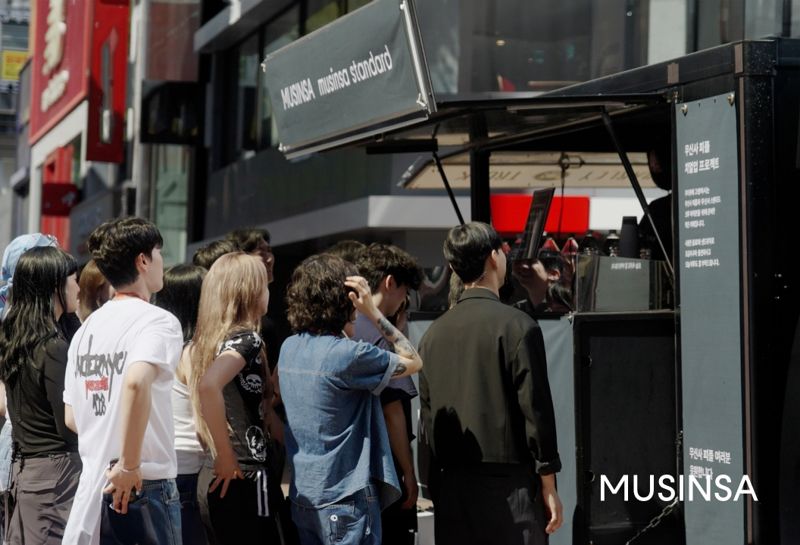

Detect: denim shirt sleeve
340,341,400,395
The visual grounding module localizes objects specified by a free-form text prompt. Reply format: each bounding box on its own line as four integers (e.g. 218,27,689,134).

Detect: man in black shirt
418,222,563,545
638,145,674,262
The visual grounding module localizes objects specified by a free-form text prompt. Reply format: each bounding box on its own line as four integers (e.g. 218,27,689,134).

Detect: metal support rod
433,152,465,226
557,152,570,235
783,0,793,37
399,0,435,112
601,110,675,281
469,116,491,223
132,0,150,219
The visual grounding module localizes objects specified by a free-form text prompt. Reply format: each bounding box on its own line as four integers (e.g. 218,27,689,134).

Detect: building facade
7,0,797,260
190,0,796,251
0,0,29,250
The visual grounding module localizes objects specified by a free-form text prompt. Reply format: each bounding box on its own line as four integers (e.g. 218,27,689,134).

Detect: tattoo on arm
377,317,400,342
377,317,420,361
392,362,408,377
395,339,416,355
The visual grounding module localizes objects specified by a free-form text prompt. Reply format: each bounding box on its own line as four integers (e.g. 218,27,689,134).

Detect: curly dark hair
286,254,357,336
88,217,163,288
355,243,422,292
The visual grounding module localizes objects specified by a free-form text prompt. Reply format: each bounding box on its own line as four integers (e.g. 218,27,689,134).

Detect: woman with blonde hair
191,252,285,544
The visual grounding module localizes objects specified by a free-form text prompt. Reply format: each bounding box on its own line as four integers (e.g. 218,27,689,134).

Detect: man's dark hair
447,272,464,309
325,240,366,264
648,143,672,191
226,228,271,253
286,254,357,336
192,239,238,270
88,217,163,288
538,250,565,275
443,222,502,283
153,264,206,342
355,243,422,292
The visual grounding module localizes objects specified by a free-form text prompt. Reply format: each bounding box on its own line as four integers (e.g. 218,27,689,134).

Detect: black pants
176,473,207,545
381,481,417,545
433,464,548,545
206,478,279,545
200,465,297,545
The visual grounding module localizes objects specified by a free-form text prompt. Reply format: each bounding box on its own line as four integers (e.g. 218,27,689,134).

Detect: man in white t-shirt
63,218,184,545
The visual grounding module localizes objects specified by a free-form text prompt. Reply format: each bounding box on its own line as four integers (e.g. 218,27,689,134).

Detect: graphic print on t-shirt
246,425,267,462
75,334,127,416
216,330,271,467
239,373,263,394
62,299,183,545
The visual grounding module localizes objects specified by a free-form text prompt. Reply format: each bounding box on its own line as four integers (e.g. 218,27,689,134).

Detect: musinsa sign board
261,0,435,158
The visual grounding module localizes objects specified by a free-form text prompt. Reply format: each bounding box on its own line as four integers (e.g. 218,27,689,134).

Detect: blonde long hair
190,252,268,456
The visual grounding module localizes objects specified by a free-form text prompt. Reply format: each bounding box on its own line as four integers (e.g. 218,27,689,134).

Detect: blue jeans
291,485,381,545
0,422,12,544
176,473,207,545
100,478,182,545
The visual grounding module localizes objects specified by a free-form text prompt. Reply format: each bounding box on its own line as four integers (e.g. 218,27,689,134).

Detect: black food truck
261,1,800,543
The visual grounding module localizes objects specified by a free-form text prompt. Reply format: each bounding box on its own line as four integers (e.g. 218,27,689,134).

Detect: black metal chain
624,498,679,545
625,430,684,545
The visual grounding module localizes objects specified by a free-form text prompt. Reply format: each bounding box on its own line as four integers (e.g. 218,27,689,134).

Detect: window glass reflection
261,7,300,148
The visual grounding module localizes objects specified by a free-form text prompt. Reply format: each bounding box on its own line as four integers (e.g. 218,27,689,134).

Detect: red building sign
87,0,130,162
29,0,92,144
30,0,129,163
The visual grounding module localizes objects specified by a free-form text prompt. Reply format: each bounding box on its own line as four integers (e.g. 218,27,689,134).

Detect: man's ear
547,268,561,282
384,274,397,291
136,253,149,273
487,249,500,271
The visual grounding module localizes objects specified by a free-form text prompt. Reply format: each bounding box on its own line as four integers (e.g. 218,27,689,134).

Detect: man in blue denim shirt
279,254,423,545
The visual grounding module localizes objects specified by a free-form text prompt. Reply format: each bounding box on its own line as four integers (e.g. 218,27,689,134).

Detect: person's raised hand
512,259,549,306
345,276,379,319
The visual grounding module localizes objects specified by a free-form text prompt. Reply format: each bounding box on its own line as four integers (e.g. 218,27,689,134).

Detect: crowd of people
0,216,563,545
